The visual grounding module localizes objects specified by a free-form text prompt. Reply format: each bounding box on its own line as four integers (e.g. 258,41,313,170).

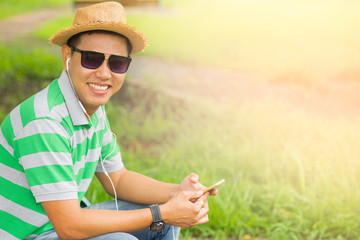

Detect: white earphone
66,58,70,72
65,55,119,211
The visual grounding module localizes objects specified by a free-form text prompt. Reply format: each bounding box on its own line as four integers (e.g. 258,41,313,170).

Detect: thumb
188,173,199,183
187,190,203,202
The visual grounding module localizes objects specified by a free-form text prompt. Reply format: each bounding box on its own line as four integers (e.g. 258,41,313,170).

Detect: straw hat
49,1,148,54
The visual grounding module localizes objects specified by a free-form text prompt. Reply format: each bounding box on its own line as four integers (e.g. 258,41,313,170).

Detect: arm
97,168,218,204
42,189,207,239
41,169,210,239
96,167,179,204
96,168,216,228
42,199,153,239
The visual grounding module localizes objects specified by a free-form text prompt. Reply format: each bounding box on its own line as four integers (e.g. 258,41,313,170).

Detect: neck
79,101,96,121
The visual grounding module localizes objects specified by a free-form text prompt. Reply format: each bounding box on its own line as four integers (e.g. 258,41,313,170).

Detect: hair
67,30,133,56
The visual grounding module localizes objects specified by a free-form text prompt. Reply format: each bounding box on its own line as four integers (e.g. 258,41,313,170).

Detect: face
62,33,129,117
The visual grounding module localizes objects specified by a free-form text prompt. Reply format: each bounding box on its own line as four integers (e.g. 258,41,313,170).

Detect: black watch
149,204,166,232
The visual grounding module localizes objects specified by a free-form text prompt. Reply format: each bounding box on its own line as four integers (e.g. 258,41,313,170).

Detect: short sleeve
13,118,78,202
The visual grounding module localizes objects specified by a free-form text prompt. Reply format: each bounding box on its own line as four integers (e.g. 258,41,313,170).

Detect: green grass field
3,0,360,239
111,88,360,239
82,84,360,239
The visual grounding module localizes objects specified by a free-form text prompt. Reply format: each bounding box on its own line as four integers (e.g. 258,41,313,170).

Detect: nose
95,59,111,80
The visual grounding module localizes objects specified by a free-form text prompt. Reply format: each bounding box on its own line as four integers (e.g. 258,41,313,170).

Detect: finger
197,196,209,212
190,189,209,203
195,207,210,225
198,192,209,202
209,188,218,196
196,194,210,208
185,190,203,202
197,214,209,225
197,199,205,208
188,173,199,183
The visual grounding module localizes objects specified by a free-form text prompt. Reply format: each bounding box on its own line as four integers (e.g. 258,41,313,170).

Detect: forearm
45,172,213,239
43,200,153,240
115,170,179,204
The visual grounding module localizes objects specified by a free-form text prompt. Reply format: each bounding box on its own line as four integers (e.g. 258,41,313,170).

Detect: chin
91,96,111,105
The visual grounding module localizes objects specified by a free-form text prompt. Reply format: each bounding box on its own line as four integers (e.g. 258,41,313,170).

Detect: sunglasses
71,46,132,74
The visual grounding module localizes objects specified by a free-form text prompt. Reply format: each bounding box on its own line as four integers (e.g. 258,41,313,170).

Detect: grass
0,0,71,21
34,15,73,41
83,83,360,239
0,42,62,120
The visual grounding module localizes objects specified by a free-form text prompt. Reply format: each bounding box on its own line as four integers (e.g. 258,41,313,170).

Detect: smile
88,83,109,91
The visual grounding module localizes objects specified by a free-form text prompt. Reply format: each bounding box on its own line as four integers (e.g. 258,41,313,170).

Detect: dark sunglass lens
108,56,131,73
82,51,104,69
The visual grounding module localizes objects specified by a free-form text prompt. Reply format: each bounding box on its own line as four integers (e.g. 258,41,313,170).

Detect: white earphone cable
66,60,119,211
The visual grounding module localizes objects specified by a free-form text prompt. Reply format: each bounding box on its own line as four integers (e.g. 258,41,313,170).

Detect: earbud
66,58,70,72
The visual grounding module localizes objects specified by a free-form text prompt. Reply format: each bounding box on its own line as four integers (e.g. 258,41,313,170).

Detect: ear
61,45,72,71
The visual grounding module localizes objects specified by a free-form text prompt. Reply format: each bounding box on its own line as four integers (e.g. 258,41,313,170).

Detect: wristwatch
149,204,166,232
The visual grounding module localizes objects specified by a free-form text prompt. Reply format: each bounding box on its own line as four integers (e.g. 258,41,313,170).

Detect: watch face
150,221,166,232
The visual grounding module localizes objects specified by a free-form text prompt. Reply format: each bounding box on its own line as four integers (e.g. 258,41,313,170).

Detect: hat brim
49,21,148,54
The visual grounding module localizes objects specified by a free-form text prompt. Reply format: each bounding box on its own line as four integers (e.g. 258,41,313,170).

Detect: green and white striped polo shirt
0,70,124,239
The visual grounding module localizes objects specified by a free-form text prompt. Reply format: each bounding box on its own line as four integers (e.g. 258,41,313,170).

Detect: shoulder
2,79,71,140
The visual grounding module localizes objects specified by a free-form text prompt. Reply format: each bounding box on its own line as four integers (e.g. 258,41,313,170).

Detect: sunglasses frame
71,46,132,74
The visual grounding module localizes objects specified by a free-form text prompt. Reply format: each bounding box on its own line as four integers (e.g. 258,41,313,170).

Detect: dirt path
128,56,360,119
2,6,360,120
0,5,72,42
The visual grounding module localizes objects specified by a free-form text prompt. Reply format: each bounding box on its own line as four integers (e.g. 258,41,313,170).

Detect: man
0,1,218,240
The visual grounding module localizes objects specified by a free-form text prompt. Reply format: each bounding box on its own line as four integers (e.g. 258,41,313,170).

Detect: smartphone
202,179,225,195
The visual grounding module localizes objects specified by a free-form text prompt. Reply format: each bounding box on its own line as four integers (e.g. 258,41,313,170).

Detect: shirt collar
58,70,104,126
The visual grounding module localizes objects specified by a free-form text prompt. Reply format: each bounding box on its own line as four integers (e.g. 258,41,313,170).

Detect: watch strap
149,204,162,222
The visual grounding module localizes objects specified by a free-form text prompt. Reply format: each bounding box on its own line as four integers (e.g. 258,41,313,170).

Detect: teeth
89,83,108,91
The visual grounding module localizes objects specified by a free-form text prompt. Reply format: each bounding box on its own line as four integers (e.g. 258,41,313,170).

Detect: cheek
71,69,91,86
113,76,125,90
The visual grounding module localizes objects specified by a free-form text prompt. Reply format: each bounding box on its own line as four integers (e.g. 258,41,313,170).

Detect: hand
179,173,219,200
179,173,204,192
160,190,209,229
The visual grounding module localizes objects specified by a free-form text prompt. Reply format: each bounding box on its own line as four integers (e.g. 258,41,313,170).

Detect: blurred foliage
126,0,360,84
0,0,71,20
34,0,360,85
0,42,62,121
87,81,360,239
34,15,73,41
